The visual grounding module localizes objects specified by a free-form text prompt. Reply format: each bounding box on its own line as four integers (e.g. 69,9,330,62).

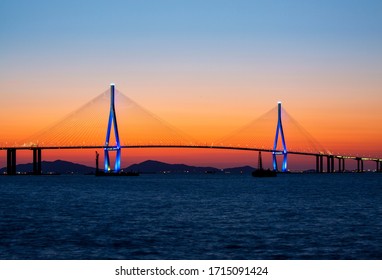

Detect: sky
1,0,382,169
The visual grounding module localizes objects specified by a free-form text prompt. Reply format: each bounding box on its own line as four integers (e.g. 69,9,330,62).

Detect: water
0,173,381,259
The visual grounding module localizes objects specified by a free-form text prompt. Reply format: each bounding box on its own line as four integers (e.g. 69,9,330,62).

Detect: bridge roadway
1,144,381,174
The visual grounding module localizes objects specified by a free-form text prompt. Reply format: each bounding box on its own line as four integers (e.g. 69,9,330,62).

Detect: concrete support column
32,148,42,175
326,156,335,173
33,149,38,174
319,155,324,173
7,149,12,174
356,158,364,173
327,156,331,173
6,149,16,175
12,149,16,175
38,148,42,174
316,155,320,173
338,158,342,172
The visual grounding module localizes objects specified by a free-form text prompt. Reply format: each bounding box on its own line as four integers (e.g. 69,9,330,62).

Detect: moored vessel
252,151,277,177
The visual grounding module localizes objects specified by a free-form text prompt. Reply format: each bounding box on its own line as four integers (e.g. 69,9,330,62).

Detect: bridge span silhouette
1,84,381,175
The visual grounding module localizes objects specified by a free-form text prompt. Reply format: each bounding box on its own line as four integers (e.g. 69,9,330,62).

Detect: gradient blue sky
1,0,382,166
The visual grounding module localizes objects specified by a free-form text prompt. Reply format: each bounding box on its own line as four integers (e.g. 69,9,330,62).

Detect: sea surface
0,173,381,260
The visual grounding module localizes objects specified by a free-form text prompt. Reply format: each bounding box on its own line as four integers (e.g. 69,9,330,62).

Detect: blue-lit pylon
272,101,288,172
104,83,121,172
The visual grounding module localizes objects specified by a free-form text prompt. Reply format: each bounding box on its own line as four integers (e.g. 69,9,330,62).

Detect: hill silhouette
0,160,94,174
125,160,220,173
0,159,255,174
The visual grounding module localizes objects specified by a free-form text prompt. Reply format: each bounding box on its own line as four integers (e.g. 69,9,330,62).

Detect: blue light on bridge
104,84,121,172
273,102,288,172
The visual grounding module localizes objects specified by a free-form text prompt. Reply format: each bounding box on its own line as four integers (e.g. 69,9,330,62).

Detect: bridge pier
326,156,330,173
338,158,345,173
356,158,364,173
32,148,42,175
376,160,382,173
316,155,324,173
325,155,335,173
6,148,17,175
337,158,341,172
326,156,335,173
316,155,319,173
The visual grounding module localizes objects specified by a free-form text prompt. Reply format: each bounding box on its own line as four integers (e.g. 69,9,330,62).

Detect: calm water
0,173,381,260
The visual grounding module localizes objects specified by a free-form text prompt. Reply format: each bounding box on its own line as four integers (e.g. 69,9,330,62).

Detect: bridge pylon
104,83,121,172
272,101,288,172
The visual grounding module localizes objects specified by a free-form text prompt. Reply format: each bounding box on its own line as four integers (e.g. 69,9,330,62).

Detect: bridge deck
0,145,381,162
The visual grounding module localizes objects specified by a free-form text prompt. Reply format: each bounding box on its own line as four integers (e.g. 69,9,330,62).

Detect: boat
252,152,277,177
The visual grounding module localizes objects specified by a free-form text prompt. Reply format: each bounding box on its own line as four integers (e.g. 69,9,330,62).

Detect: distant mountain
0,159,256,175
223,165,255,174
125,160,220,173
0,160,94,174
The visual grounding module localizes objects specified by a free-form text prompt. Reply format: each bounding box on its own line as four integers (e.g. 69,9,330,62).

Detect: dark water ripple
0,173,381,259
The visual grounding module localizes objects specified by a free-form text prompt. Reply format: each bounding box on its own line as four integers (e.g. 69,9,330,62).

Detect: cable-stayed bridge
1,84,381,175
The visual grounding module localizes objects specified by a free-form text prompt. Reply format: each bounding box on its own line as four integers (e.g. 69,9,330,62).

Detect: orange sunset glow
1,1,381,171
